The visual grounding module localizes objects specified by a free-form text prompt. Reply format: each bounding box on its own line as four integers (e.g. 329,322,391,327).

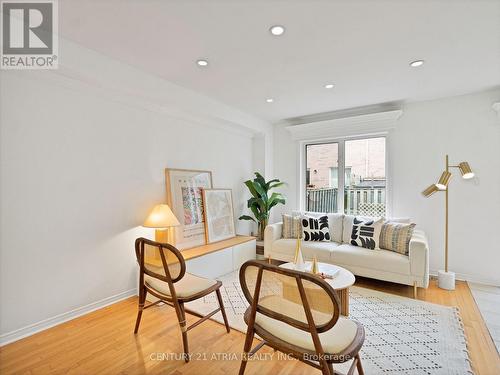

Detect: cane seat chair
134,237,230,362
239,260,365,375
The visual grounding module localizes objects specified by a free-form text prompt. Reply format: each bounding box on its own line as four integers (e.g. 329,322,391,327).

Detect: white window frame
299,134,391,217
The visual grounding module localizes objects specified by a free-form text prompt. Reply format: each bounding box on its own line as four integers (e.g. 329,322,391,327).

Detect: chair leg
239,327,255,375
178,301,189,363
134,287,147,334
356,354,364,375
215,288,230,333
413,282,418,299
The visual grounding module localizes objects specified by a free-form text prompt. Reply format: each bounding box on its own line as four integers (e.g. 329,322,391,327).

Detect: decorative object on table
422,155,475,290
293,234,305,270
142,204,180,259
380,221,416,255
350,217,383,249
165,168,213,249
301,214,330,241
311,256,319,274
281,213,301,239
238,172,286,240
202,188,236,244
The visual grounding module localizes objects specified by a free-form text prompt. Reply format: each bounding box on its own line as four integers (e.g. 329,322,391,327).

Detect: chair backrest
135,237,186,284
239,260,341,333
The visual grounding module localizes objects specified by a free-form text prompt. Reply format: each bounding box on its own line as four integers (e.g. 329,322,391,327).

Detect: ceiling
59,0,500,123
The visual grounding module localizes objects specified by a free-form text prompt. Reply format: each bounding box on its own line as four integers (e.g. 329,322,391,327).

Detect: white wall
0,40,271,342
273,89,500,285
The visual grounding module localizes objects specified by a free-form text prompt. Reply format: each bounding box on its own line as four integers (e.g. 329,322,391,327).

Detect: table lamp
143,204,180,244
421,155,475,290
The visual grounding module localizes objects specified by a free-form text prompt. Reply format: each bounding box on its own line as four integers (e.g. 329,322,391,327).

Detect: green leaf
248,197,266,213
265,179,280,189
267,192,286,210
254,172,267,189
268,182,286,189
238,215,257,223
252,181,268,201
244,180,259,198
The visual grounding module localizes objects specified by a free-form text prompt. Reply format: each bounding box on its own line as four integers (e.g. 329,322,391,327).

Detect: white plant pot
438,270,455,290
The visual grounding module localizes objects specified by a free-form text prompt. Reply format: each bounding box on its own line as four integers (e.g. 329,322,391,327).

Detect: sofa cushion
349,217,384,250
272,239,340,262
282,214,302,239
332,244,410,275
301,215,330,241
380,222,416,255
342,214,383,245
293,211,344,243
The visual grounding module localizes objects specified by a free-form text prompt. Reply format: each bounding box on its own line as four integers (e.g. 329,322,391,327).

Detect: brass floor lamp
422,155,474,290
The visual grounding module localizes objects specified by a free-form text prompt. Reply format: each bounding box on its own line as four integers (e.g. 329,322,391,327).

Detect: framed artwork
202,188,236,244
165,168,213,249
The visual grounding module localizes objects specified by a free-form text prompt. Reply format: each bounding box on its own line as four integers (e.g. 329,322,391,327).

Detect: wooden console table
144,236,256,302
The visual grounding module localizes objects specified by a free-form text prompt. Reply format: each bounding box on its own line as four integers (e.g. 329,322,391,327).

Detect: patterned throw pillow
350,217,383,250
301,215,330,241
282,214,302,239
380,222,416,255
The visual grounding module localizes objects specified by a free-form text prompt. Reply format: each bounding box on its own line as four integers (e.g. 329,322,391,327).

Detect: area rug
186,271,472,374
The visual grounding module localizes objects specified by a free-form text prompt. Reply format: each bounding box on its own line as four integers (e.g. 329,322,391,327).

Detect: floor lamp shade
422,184,439,197
435,171,451,190
458,162,474,179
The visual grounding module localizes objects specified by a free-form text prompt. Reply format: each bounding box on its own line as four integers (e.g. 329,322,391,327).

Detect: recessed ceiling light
324,83,334,89
269,25,285,36
409,60,424,67
266,98,274,103
196,59,208,67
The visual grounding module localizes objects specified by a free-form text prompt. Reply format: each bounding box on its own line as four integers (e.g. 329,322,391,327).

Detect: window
305,137,386,216
305,142,338,212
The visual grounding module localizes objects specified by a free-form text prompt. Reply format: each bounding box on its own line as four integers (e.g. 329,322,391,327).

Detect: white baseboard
430,270,500,287
0,288,137,347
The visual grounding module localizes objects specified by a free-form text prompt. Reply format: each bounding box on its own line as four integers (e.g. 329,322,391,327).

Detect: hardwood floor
1,278,499,375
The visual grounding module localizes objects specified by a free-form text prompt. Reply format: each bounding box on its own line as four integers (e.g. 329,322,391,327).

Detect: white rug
186,271,472,375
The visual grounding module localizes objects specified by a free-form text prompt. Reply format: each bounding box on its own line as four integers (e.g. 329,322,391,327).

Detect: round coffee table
280,262,355,316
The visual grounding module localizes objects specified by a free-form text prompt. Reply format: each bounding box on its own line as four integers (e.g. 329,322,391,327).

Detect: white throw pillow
349,217,384,250
301,215,331,242
293,211,344,242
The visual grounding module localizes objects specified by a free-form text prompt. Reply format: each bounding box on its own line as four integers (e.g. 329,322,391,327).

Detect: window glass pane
305,143,339,213
344,137,386,217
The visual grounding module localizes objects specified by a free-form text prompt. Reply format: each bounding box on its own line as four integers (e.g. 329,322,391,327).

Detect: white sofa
264,213,429,293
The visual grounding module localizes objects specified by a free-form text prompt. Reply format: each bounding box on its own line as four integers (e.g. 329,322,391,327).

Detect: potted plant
239,172,286,240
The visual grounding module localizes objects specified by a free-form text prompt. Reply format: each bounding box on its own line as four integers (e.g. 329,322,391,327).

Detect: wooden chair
134,237,230,362
239,260,365,375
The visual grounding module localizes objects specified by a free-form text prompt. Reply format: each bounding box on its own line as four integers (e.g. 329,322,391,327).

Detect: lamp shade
435,171,452,190
143,204,180,228
458,162,474,179
422,184,439,197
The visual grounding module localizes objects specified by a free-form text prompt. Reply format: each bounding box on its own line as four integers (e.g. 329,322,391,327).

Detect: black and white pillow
301,215,330,242
350,217,382,250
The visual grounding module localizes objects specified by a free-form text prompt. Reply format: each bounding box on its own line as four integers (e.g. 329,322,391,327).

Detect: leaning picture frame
165,168,213,249
202,188,236,244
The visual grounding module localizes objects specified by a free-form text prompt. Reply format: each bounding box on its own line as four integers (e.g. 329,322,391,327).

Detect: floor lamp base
438,270,455,290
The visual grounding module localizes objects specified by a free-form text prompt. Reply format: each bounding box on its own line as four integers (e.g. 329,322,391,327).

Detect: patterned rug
186,271,472,375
